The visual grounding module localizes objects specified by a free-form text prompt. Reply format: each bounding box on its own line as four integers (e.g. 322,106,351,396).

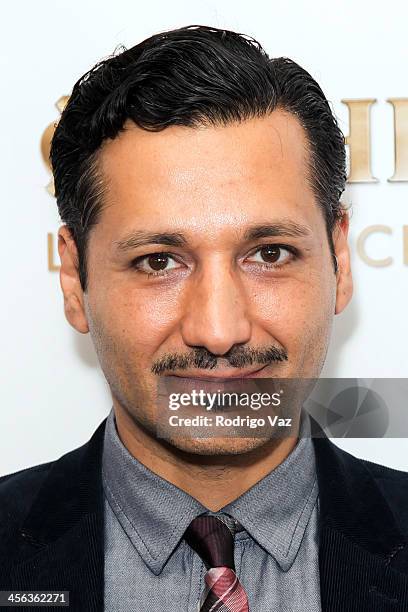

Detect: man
1,24,408,612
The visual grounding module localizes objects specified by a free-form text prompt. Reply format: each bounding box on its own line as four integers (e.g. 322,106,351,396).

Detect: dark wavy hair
50,24,346,292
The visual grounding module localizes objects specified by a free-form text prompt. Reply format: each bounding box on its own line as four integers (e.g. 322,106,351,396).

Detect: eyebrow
243,222,312,241
113,222,312,254
114,231,187,253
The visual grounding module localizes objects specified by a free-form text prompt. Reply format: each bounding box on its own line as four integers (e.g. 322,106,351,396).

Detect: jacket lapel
311,417,408,610
9,419,107,612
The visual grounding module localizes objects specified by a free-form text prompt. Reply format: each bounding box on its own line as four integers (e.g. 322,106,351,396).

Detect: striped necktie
184,514,250,612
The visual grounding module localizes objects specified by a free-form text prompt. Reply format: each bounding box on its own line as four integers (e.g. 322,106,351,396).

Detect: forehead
96,110,317,236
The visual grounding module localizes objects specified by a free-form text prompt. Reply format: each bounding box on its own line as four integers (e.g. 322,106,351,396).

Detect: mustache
151,345,288,375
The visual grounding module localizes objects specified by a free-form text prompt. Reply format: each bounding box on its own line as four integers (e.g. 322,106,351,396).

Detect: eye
131,252,182,276
246,244,295,267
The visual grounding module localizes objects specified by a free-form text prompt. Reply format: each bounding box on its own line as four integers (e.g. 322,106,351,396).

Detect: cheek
248,270,336,350
93,281,182,356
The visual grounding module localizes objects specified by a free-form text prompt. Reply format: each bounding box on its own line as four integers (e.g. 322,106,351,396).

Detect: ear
333,212,353,315
57,225,89,333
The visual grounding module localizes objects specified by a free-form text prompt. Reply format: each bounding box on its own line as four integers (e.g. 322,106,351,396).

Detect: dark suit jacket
1,417,408,611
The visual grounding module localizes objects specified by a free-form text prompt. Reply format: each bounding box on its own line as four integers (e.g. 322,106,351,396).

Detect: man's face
59,110,352,455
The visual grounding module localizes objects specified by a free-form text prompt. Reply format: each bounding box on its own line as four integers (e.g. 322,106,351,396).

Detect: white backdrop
1,0,407,477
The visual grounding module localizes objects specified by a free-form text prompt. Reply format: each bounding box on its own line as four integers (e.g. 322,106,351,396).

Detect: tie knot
184,515,235,570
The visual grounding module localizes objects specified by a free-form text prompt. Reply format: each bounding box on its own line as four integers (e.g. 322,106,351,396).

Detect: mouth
168,364,268,382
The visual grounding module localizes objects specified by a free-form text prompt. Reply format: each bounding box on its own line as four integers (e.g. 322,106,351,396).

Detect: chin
164,435,271,456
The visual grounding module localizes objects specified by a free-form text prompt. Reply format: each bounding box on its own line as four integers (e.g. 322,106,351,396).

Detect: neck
113,403,300,511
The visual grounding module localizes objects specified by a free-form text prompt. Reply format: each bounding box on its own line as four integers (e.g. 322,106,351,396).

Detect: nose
180,258,251,356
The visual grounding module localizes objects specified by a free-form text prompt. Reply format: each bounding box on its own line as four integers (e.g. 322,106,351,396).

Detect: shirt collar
102,407,317,574
102,408,206,575
223,409,318,571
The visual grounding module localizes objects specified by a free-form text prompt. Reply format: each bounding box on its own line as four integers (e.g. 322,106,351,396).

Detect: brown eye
147,253,170,271
246,244,293,267
132,252,181,276
259,245,281,263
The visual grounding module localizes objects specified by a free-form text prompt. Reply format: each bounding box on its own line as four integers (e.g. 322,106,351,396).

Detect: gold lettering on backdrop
387,98,408,182
47,233,60,271
342,99,378,183
41,96,70,196
404,226,408,265
357,225,393,267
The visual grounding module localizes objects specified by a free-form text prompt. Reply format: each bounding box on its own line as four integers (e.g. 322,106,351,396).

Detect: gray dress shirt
102,408,321,611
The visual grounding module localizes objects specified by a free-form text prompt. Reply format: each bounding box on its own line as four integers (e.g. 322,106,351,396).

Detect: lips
168,364,268,381
161,367,268,398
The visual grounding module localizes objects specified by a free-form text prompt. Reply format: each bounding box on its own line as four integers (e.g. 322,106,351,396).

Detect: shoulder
0,419,107,536
0,461,56,571
361,455,408,480
0,440,88,537
0,418,107,524
362,455,408,497
0,420,107,578
313,430,408,542
0,461,54,530
331,438,408,493
350,450,408,533
314,430,408,498
0,443,93,570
